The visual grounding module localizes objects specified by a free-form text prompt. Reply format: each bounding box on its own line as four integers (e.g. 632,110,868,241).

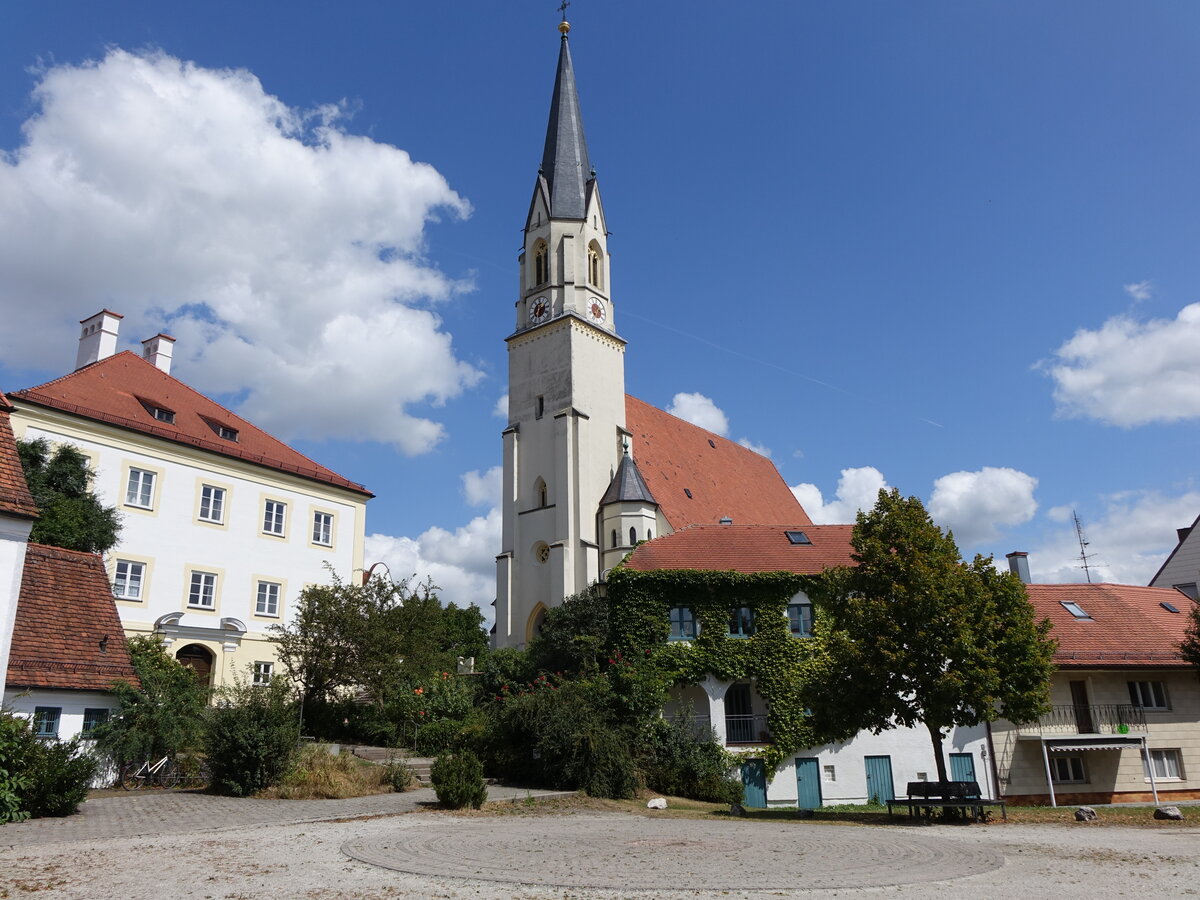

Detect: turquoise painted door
864,756,894,805
795,758,822,809
949,753,977,784
741,759,767,808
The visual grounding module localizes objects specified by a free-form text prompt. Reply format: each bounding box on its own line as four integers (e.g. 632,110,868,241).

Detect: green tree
93,635,209,765
17,437,121,552
528,583,609,676
204,676,300,796
812,488,1056,783
1181,600,1200,673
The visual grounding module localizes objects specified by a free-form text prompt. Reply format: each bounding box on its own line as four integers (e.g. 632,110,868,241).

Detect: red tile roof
6,543,139,691
0,393,38,520
11,352,372,497
623,523,854,574
1025,583,1193,668
624,395,810,529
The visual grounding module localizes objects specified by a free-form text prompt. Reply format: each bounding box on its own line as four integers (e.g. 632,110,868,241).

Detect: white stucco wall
0,516,34,696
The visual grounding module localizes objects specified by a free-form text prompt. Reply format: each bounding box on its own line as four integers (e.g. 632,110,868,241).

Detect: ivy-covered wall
605,566,850,772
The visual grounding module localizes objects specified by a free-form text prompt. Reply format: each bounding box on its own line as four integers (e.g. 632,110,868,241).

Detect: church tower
494,19,627,647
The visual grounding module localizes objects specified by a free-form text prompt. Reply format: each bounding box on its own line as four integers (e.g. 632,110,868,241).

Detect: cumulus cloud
0,48,479,453
1042,303,1200,427
737,438,772,458
791,466,890,524
365,507,500,620
667,392,728,435
493,393,509,419
1022,490,1200,585
928,467,1038,546
462,466,502,507
1124,280,1152,303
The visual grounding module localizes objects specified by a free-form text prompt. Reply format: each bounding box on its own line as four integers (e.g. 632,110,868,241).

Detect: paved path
0,784,567,848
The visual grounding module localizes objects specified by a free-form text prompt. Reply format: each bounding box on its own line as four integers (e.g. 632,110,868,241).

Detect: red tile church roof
1024,583,1193,669
7,544,139,691
624,523,854,574
624,395,810,529
11,352,372,497
0,393,38,520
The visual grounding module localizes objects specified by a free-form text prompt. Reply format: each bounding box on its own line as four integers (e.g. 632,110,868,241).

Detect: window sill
124,502,154,511
261,531,286,539
254,612,280,619
1144,777,1183,784
187,604,216,611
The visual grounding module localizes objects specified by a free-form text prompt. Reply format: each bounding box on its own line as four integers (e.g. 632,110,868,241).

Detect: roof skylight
1160,601,1181,614
1060,600,1091,619
786,531,811,545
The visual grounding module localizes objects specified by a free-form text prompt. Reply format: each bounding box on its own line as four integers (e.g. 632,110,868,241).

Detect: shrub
431,750,487,809
204,678,300,796
259,744,391,800
384,757,415,792
413,718,463,756
643,716,743,804
0,710,96,820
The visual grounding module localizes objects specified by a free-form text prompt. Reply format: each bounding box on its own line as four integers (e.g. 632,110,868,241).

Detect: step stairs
346,745,434,786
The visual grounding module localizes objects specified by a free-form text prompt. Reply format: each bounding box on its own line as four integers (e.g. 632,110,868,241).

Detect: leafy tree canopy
811,488,1057,781
17,437,121,553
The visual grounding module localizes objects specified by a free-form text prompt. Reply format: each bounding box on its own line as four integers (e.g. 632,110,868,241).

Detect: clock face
587,297,607,324
529,296,551,324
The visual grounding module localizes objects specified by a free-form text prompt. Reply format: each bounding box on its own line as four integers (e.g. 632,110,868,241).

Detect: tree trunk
928,722,948,782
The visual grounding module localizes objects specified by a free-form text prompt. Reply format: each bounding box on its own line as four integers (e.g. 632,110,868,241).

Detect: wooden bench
887,780,1007,821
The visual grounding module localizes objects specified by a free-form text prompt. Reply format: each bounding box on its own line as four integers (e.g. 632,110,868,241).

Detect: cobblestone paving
0,785,566,849
342,812,1005,891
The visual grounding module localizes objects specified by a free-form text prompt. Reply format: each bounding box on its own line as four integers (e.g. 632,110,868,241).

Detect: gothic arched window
587,241,603,289
629,526,637,546
533,240,549,286
534,477,548,508
611,529,618,548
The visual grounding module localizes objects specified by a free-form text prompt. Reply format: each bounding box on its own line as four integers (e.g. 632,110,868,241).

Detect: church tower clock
494,19,627,648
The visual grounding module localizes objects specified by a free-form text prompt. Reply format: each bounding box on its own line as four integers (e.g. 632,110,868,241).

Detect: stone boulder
646,797,667,810
1154,806,1184,820
730,801,747,817
1074,806,1098,822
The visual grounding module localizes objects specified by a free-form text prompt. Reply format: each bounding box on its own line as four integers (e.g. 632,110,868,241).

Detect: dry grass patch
256,745,410,800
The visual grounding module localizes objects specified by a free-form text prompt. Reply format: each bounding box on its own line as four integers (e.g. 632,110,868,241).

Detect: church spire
539,19,592,220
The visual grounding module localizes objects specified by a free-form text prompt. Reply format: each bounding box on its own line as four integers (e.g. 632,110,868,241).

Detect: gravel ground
3,804,1199,898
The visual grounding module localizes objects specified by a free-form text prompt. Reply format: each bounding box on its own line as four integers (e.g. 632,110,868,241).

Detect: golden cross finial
558,0,571,34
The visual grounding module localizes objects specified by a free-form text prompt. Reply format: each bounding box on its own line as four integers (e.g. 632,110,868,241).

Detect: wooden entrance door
176,643,214,687
1070,681,1094,733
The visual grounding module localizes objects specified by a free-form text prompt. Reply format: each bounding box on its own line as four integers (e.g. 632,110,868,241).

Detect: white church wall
0,517,33,696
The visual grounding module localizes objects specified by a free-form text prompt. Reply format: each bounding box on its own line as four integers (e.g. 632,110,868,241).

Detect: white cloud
493,393,509,419
1124,280,1152,303
462,466,502,507
1046,505,1074,523
736,438,772,458
791,466,889,524
667,392,728,436
0,48,479,453
1023,490,1200,586
928,467,1038,547
365,506,500,621
1042,303,1200,427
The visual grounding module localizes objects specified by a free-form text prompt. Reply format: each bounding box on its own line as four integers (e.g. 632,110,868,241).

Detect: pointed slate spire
540,25,592,220
600,448,658,507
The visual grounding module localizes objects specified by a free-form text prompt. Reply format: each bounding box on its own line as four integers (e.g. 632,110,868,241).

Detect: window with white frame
312,511,333,546
1144,748,1183,780
263,500,286,536
113,560,145,600
256,580,280,617
125,468,155,508
198,484,226,523
188,571,217,609
1050,755,1087,783
1128,681,1169,710
253,661,274,686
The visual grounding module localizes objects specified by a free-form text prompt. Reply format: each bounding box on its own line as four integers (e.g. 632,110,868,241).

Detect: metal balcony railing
725,713,771,745
665,714,713,739
1016,704,1146,737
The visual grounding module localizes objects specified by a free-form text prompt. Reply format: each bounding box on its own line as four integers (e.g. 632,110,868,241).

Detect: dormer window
151,407,175,424
201,416,240,442
533,240,549,286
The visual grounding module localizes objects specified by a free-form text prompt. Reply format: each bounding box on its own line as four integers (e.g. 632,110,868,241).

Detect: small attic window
684,488,693,499
151,407,175,424
217,425,239,442
1161,601,1181,614
786,531,811,545
1061,601,1091,619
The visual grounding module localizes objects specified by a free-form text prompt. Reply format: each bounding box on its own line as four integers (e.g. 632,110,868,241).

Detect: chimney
141,333,175,374
75,309,123,370
1006,551,1031,584
1177,526,1192,544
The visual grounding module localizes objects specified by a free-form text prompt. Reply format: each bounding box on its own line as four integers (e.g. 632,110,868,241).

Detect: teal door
741,759,767,808
864,756,894,805
795,758,822,809
949,753,977,784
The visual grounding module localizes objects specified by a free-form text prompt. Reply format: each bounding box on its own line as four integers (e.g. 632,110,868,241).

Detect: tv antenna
1073,510,1098,583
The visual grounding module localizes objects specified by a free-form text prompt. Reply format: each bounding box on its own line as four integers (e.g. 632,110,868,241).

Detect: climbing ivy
605,567,855,774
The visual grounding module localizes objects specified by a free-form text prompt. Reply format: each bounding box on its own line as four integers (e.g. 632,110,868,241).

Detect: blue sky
3,2,1200,612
